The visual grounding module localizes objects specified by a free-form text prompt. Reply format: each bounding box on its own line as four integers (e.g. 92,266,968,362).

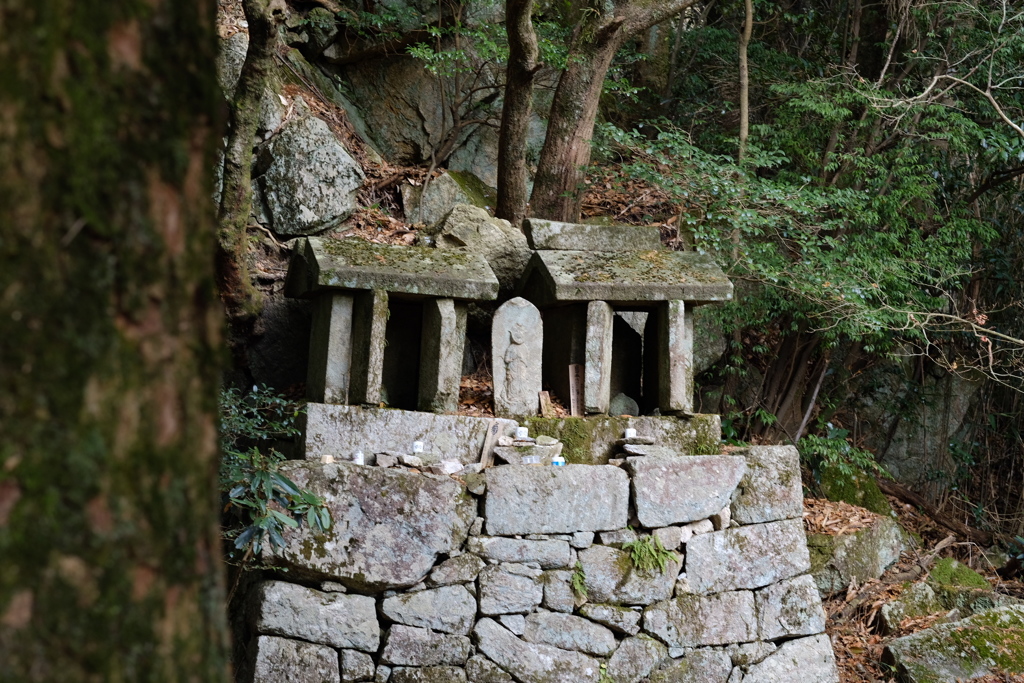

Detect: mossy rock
817,465,893,515
929,558,990,589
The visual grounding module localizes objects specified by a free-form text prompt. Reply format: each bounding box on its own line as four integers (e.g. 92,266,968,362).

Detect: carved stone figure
492,298,543,417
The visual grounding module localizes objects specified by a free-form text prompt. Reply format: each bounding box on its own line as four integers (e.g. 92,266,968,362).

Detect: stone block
607,636,668,683
466,537,571,569
270,462,476,590
286,236,499,300
492,443,563,465
653,300,694,413
251,635,340,683
307,293,354,404
349,288,388,405
522,612,617,656
302,404,517,464
572,531,595,549
622,444,678,457
381,624,471,666
473,618,602,683
627,456,746,527
742,634,839,683
598,528,639,547
542,570,576,613
584,301,614,414
756,575,827,640
728,641,777,666
390,666,468,683
253,581,378,652
809,516,909,596
484,465,629,535
685,520,811,594
466,654,514,682
578,544,680,605
428,553,486,586
579,603,642,636
418,298,467,412
381,584,478,635
653,527,682,551
647,650,733,683
478,564,543,615
523,219,663,252
730,446,803,524
340,650,375,683
492,297,543,417
643,591,756,648
498,614,526,635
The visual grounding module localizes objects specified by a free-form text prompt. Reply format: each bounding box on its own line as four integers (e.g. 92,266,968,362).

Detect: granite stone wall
242,433,839,683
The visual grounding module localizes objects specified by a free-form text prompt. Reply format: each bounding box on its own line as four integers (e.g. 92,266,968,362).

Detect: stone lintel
523,218,662,252
285,237,499,301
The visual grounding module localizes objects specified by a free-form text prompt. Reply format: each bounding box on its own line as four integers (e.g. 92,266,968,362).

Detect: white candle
320,454,335,464
352,451,365,465
624,428,637,439
412,441,424,453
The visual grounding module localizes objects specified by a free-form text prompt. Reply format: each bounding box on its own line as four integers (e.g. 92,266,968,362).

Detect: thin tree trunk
217,0,286,321
0,1,229,680
737,0,753,162
496,0,539,228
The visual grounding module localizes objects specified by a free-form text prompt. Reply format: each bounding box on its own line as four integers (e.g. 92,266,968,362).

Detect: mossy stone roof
285,236,499,300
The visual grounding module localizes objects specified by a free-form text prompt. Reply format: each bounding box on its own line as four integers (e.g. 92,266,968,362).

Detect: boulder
250,635,340,683
883,605,1024,681
577,544,680,605
755,575,827,640
473,618,602,683
808,516,909,596
252,581,378,652
606,636,668,683
270,461,476,591
380,625,471,667
484,465,629,535
403,174,482,226
626,456,746,527
478,563,544,615
685,520,811,594
380,584,478,635
426,206,532,296
730,446,804,524
257,102,364,236
742,634,839,683
522,612,617,656
878,582,944,635
643,591,757,648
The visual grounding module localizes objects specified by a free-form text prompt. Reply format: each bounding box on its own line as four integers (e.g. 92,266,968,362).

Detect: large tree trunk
528,0,698,222
495,0,539,228
0,1,229,681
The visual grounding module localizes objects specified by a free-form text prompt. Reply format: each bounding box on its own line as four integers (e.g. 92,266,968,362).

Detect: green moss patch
930,558,990,589
818,465,892,515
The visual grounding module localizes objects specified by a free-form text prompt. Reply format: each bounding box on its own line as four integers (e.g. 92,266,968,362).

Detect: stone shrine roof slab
523,218,662,252
520,250,733,305
285,236,499,300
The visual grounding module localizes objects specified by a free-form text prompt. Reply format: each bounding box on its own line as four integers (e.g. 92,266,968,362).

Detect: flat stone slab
627,456,746,527
730,446,803,524
520,250,733,306
286,236,499,300
303,403,517,464
648,650,733,683
883,605,1024,682
380,584,478,635
743,634,839,683
685,519,811,594
484,465,629,535
523,218,662,252
478,564,544,615
269,462,476,591
468,537,571,569
643,591,757,647
522,612,617,656
252,581,379,652
606,636,668,682
577,544,680,605
251,635,341,683
578,603,642,636
381,625,471,667
473,618,602,683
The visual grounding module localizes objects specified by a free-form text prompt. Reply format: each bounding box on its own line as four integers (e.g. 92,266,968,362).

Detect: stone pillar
349,289,389,405
306,293,354,404
492,297,543,417
656,300,694,413
418,298,467,413
584,301,614,414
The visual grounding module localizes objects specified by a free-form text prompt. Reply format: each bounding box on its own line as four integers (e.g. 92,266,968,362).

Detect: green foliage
571,560,587,599
220,385,330,560
622,535,675,575
799,424,886,480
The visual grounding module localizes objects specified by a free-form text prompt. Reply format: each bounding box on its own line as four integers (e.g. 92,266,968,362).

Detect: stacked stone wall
244,441,839,683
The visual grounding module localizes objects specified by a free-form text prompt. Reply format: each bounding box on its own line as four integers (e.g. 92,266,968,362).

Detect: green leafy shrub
622,535,676,575
220,385,330,561
799,424,887,480
571,561,588,599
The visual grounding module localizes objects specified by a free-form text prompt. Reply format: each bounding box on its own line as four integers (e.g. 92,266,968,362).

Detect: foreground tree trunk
0,1,230,680
529,0,699,222
496,0,540,228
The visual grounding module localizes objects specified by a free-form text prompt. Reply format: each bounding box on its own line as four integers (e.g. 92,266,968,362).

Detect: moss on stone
818,465,893,515
524,417,594,464
806,533,836,575
930,558,990,589
447,170,496,208
689,414,721,455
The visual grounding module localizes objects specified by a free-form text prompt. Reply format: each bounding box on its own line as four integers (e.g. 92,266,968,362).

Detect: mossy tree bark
216,0,287,322
528,0,698,222
0,1,230,680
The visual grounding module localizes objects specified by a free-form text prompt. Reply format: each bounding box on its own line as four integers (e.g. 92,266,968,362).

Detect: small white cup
352,451,365,465
412,441,424,453
624,428,637,439
515,426,529,439
320,454,335,464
